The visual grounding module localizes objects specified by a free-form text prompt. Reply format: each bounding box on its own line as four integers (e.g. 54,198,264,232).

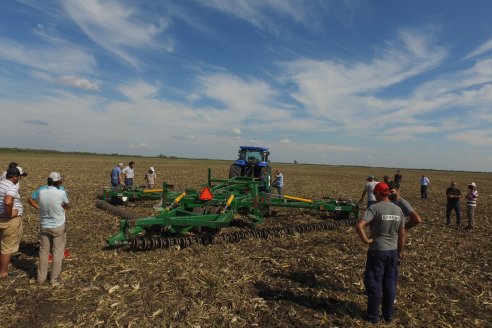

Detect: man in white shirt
122,161,136,187
359,175,379,208
0,167,24,280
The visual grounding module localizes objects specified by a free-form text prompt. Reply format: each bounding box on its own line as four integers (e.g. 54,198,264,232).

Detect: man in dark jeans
446,181,462,226
420,174,430,199
355,182,406,324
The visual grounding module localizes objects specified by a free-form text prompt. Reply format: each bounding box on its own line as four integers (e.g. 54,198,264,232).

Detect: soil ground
0,153,491,327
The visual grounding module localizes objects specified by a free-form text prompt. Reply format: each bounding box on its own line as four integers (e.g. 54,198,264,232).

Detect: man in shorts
0,167,24,280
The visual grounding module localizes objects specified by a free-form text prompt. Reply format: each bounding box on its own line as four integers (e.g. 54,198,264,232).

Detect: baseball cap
374,182,390,195
48,172,62,182
468,182,476,187
17,166,28,177
150,166,155,172
118,163,124,167
366,175,375,180
5,167,21,178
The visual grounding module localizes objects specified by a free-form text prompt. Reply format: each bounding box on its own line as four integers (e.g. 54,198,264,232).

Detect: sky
0,1,492,172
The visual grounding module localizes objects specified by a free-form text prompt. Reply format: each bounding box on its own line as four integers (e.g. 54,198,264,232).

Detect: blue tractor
229,146,270,179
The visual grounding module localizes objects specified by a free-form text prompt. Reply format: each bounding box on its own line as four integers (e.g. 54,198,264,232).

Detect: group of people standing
356,169,479,323
0,162,69,286
445,181,478,229
110,161,157,189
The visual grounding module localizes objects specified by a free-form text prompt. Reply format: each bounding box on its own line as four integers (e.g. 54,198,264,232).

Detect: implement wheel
229,164,242,178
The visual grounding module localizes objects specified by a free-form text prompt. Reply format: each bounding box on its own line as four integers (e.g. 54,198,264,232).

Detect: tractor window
239,149,268,162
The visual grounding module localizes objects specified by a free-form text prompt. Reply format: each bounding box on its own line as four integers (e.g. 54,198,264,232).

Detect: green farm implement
99,169,359,251
101,185,165,205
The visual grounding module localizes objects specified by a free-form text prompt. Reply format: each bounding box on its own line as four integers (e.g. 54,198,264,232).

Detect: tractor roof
239,146,269,151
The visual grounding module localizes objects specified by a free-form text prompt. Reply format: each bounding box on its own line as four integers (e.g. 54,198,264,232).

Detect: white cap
150,166,155,172
118,163,124,167
48,172,62,182
17,166,28,176
469,182,476,187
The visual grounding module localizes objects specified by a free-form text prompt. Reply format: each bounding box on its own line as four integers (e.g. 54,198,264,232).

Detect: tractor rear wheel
229,164,242,178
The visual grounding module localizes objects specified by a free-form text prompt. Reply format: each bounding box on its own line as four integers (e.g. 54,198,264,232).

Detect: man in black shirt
446,181,462,226
393,170,402,188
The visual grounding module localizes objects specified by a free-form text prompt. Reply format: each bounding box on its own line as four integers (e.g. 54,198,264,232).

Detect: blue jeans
364,250,399,323
125,178,134,187
446,202,461,225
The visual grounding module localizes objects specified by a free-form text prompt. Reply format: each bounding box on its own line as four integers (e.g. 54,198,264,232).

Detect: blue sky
1,0,492,172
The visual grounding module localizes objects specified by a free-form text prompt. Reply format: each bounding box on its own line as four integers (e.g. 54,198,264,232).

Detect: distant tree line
0,147,181,159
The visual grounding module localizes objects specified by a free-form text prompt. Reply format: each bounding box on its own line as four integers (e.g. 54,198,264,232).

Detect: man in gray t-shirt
387,181,423,230
355,182,405,324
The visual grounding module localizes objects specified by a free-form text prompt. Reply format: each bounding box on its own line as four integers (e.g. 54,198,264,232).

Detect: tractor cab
229,146,270,178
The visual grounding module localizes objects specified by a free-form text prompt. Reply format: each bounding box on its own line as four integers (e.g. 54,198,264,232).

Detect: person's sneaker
51,277,63,287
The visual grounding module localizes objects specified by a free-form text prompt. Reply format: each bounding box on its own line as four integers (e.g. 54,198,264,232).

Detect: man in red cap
355,182,406,324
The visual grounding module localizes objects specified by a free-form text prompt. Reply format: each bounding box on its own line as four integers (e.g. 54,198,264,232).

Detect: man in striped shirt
465,182,478,230
0,167,24,280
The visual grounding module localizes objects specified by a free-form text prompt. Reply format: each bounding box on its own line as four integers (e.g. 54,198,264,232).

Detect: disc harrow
130,218,356,251
102,169,360,248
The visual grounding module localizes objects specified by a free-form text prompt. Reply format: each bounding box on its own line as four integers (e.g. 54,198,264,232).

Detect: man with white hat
28,172,69,286
145,166,157,188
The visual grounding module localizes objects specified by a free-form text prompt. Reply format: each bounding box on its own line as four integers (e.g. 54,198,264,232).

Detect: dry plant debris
0,153,490,327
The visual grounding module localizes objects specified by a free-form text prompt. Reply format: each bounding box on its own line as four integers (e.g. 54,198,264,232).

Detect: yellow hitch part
174,192,186,203
164,192,186,211
143,189,163,193
283,195,313,203
221,195,235,214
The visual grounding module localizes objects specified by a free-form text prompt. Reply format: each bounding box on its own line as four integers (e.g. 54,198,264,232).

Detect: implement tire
229,164,242,178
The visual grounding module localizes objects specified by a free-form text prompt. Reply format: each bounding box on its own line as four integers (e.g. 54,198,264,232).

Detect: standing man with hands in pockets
355,182,406,324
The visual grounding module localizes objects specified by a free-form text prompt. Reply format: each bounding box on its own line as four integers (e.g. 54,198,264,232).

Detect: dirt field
0,152,491,327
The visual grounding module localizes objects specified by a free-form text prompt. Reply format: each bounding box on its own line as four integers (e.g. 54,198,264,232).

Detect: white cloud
0,37,96,74
195,0,357,34
63,0,173,68
463,37,492,61
279,139,291,144
58,76,101,91
282,28,447,133
117,80,159,101
232,128,241,135
128,142,152,149
448,130,492,146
